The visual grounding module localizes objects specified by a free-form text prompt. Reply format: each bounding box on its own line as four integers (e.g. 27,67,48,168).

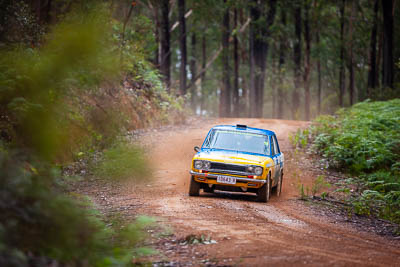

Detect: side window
202,130,215,148
273,135,279,154
270,136,275,156
264,137,270,155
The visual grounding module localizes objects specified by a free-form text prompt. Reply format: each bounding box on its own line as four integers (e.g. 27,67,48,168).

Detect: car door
270,135,278,185
272,135,282,179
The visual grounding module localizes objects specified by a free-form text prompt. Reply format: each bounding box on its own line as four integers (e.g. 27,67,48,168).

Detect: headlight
194,160,210,170
194,160,203,169
203,161,211,170
254,166,263,176
247,165,263,175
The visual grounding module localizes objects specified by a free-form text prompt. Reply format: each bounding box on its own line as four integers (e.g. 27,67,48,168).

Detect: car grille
209,162,247,174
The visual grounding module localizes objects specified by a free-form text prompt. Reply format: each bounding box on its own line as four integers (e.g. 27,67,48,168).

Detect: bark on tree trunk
348,0,356,105
381,0,394,88
367,0,379,97
316,31,322,114
160,0,171,91
190,33,197,109
45,0,52,23
292,1,302,120
120,1,135,64
376,26,383,90
239,9,248,117
233,8,240,117
339,0,346,107
303,0,311,120
33,0,41,23
178,0,187,95
249,13,255,117
200,34,206,114
220,1,231,117
153,2,160,68
271,58,277,118
277,10,286,119
249,0,277,118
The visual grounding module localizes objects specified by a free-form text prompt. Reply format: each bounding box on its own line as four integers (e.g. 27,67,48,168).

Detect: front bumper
190,170,266,185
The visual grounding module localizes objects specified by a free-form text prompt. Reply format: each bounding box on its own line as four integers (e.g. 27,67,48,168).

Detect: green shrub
298,99,400,224
93,141,150,181
0,147,154,266
0,4,162,265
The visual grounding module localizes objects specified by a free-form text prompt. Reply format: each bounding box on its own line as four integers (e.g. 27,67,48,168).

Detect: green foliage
299,183,308,200
0,4,119,160
289,128,310,149
310,99,400,174
0,147,155,266
94,141,149,181
304,99,400,224
311,175,331,197
0,3,172,265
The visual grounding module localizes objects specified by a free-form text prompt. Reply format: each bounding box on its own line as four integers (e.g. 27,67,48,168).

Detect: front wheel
257,173,271,203
275,172,283,197
189,176,200,196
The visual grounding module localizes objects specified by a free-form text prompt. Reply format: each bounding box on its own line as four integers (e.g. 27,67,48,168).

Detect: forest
0,0,399,266
117,0,399,119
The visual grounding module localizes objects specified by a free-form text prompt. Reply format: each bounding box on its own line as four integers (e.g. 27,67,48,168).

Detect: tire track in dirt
132,118,400,266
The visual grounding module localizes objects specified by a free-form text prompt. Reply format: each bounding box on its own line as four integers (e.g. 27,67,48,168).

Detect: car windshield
203,129,270,155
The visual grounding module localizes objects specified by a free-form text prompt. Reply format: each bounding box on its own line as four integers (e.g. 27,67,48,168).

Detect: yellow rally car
189,124,284,202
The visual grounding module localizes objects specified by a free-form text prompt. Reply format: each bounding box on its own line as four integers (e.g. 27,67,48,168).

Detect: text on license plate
217,175,236,185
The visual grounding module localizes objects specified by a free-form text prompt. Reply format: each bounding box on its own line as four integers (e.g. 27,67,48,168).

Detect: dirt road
125,118,400,266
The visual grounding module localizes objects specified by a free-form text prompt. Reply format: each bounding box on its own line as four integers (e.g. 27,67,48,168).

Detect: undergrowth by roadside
0,2,186,265
290,99,400,229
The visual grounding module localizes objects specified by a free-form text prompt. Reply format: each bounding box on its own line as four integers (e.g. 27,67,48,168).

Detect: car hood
195,149,270,165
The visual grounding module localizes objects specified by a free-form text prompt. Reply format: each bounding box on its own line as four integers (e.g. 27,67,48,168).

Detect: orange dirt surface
125,118,400,266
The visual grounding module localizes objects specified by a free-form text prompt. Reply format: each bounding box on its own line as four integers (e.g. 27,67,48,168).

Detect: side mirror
194,146,200,152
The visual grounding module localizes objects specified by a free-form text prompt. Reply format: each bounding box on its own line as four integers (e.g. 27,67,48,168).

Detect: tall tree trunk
292,1,302,120
239,9,248,117
303,0,311,120
339,0,346,107
160,0,171,91
348,0,356,105
233,8,239,117
249,0,277,118
178,0,187,95
32,0,41,23
381,0,394,88
190,33,197,109
271,58,277,118
220,0,231,117
45,0,52,23
367,0,379,97
249,13,255,117
153,3,160,68
200,34,206,114
316,31,322,114
120,2,135,64
277,10,286,119
376,26,383,90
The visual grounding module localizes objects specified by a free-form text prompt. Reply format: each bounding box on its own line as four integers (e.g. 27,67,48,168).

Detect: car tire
257,173,271,203
275,172,283,197
189,175,200,196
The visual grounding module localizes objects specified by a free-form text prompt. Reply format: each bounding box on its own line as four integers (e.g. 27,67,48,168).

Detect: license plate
217,175,236,185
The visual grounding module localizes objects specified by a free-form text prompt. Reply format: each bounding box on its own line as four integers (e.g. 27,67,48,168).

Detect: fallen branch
170,9,193,32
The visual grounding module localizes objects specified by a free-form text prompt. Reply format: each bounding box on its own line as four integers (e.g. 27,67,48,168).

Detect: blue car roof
211,125,275,136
